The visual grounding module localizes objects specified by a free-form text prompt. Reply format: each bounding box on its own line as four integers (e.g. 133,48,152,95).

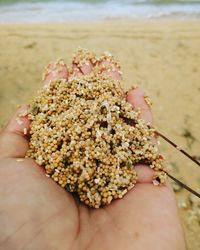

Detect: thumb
0,105,30,159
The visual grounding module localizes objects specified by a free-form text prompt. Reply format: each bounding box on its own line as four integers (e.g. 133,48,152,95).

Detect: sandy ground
0,20,200,249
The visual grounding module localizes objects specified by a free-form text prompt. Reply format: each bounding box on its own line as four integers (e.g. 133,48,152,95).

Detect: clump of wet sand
26,49,166,208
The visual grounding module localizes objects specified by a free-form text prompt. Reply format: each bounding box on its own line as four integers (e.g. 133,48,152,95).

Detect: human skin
0,57,186,250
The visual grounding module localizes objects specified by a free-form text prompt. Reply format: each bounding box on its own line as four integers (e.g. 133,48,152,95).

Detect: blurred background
0,0,200,248
0,0,200,22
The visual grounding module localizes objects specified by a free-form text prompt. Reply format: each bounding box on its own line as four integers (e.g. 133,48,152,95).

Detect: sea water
0,0,200,23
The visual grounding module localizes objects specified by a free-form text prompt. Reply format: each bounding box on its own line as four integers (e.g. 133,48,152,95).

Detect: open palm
0,56,185,250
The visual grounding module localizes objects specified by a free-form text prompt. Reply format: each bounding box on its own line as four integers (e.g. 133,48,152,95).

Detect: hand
0,56,186,250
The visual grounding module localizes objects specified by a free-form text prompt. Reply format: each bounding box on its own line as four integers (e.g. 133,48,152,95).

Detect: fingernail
80,61,93,75
42,59,68,84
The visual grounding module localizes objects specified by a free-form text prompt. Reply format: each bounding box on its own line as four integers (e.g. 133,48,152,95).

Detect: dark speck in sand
177,42,188,50
24,42,37,49
193,67,197,73
156,90,160,96
181,128,195,149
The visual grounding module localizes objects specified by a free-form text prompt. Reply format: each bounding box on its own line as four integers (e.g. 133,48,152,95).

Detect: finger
72,48,96,76
79,61,93,75
43,59,68,85
126,87,153,125
135,164,154,183
72,61,93,77
97,52,122,81
126,87,156,183
98,60,122,81
0,105,30,159
72,65,83,77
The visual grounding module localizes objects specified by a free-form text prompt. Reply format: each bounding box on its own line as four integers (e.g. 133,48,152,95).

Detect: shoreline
1,17,200,24
1,18,199,30
1,14,200,24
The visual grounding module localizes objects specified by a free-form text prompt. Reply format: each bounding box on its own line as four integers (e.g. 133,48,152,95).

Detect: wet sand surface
0,20,200,249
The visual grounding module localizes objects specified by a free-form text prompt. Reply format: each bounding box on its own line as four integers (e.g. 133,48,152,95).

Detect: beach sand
0,20,200,249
